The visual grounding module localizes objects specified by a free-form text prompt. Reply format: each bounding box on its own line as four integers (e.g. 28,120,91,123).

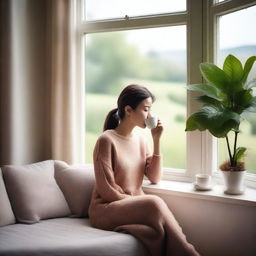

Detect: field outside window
85,26,187,169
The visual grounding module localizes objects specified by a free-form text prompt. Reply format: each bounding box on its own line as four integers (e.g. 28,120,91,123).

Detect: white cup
195,174,212,189
145,116,158,129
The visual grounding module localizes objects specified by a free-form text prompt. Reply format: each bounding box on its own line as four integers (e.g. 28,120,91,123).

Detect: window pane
85,0,186,21
85,26,187,169
215,0,227,3
217,6,256,174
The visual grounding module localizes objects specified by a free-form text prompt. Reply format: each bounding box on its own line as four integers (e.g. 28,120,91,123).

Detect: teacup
195,174,212,189
145,116,158,129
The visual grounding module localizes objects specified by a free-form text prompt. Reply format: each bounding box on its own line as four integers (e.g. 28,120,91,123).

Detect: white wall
151,191,256,256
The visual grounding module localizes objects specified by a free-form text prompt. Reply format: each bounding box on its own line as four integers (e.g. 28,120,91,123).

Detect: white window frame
76,0,256,188
205,0,256,188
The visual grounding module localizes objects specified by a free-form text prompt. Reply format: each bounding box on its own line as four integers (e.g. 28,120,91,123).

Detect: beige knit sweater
89,130,200,256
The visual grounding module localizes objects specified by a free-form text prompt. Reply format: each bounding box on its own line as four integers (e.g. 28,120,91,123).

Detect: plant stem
233,130,239,166
225,135,233,166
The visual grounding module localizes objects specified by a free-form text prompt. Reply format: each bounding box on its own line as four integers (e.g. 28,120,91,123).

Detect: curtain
48,0,84,164
0,0,51,165
0,0,84,165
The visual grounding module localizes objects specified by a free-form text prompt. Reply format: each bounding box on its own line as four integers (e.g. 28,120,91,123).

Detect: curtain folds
0,0,84,165
48,0,85,164
48,0,83,164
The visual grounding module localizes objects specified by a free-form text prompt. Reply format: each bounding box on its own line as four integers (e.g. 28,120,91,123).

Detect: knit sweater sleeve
93,135,131,203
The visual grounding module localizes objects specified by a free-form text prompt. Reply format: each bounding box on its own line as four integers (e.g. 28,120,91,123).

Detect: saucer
193,183,212,191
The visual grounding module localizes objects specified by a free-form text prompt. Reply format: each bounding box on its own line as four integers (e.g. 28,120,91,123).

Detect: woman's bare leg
90,195,200,256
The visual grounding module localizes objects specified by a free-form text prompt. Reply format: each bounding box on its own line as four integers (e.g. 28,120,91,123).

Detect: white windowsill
83,163,255,207
142,180,256,207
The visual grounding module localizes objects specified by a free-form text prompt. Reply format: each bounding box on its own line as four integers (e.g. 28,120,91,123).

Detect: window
77,0,256,185
216,5,256,174
85,0,186,21
85,26,187,168
215,0,227,3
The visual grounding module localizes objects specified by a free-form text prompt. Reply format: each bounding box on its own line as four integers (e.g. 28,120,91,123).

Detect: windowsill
142,180,256,207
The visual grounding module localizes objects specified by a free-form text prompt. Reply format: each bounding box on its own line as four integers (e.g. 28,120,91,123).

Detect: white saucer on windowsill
193,183,213,191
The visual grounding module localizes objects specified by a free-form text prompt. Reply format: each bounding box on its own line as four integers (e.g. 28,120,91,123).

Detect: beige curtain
0,0,51,165
0,0,84,165
48,0,84,164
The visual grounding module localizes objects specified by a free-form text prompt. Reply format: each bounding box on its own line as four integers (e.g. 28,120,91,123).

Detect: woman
88,84,200,256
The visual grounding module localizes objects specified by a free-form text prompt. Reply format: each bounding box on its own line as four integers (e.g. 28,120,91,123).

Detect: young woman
88,84,200,256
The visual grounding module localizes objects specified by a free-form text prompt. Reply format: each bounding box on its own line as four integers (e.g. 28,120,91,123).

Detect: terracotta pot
221,170,246,195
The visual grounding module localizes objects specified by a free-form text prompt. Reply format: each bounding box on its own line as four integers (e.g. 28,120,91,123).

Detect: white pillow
55,161,95,217
2,160,71,224
0,168,16,226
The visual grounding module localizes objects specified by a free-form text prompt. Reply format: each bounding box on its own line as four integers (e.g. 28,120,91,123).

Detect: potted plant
185,54,256,195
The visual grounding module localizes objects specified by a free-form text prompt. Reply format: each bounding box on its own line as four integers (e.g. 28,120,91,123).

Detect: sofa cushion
0,218,148,256
54,161,95,217
2,160,71,224
0,168,16,227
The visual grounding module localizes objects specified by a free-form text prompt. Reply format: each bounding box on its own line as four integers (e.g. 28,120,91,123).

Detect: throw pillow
0,168,16,227
55,160,95,217
2,160,71,224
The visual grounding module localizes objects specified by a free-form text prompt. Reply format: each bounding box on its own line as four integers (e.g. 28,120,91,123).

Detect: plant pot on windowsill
220,161,246,195
185,54,256,195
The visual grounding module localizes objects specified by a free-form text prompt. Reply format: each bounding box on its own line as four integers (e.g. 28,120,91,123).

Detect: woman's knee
144,195,165,205
142,195,166,214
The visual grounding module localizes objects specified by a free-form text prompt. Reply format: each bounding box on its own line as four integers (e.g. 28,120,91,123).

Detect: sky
85,1,256,52
126,26,186,53
219,5,256,49
85,0,186,20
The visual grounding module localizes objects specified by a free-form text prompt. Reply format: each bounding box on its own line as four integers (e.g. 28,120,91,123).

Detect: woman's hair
103,84,155,131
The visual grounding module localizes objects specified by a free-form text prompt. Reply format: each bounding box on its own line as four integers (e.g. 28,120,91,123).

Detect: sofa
0,160,148,256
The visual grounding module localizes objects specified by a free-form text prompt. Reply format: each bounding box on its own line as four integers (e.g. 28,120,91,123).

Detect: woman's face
129,97,153,128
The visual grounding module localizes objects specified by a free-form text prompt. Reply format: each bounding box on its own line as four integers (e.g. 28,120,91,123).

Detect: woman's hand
151,119,164,142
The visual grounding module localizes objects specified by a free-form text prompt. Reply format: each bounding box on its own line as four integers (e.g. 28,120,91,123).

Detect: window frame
205,0,256,188
76,0,256,187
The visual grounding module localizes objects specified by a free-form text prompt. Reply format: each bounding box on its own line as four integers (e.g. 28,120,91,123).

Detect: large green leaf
223,55,243,84
185,106,240,137
234,147,247,162
241,97,256,120
244,96,256,112
186,84,224,100
194,95,222,107
233,89,254,113
200,63,230,93
242,56,256,84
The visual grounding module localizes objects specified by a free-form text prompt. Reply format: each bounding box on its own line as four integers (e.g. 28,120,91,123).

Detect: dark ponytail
103,84,155,131
103,108,120,131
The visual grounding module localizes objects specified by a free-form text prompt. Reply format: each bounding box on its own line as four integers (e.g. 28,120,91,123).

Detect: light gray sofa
0,160,148,256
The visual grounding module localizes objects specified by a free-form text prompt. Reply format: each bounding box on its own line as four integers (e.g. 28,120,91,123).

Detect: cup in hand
195,174,212,189
145,116,158,129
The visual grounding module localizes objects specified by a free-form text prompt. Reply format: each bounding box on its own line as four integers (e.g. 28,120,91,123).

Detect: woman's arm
145,155,162,184
93,136,131,202
145,119,163,184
